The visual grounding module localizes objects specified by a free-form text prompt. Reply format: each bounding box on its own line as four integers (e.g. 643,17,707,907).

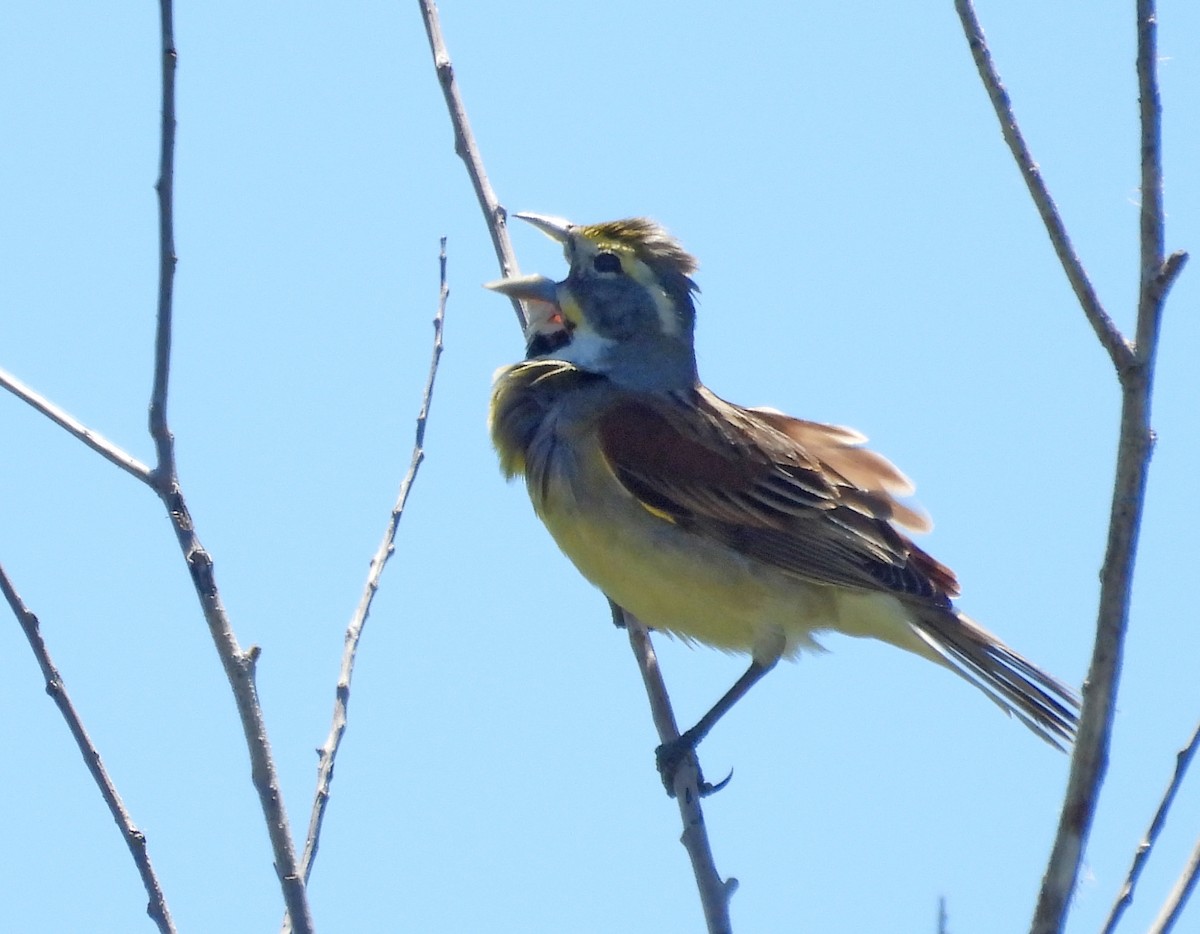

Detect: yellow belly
532,434,935,665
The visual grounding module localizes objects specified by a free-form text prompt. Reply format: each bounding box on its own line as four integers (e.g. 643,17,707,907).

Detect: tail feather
911,608,1079,750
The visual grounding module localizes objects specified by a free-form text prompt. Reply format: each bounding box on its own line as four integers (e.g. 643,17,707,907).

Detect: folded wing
596,386,959,605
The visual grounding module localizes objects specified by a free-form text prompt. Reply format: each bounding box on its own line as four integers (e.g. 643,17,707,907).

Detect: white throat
555,327,616,371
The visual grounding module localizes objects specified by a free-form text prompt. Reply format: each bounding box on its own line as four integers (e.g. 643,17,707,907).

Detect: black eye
592,252,622,274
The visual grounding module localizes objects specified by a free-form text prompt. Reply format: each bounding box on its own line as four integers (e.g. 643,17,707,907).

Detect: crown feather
580,218,699,280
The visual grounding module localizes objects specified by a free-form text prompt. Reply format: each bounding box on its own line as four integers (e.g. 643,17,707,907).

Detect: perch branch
622,607,736,934
418,3,732,929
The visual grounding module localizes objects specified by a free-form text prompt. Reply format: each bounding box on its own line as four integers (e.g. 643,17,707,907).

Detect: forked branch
953,2,1188,932
147,3,312,930
2,3,316,929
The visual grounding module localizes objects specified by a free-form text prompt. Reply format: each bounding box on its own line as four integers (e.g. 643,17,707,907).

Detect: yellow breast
490,361,930,664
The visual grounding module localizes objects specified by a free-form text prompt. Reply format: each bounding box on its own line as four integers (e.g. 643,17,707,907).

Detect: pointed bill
484,273,559,303
513,212,573,243
485,274,568,356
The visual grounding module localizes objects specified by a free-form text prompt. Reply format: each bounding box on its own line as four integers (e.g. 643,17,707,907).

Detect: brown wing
596,387,959,603
749,408,932,533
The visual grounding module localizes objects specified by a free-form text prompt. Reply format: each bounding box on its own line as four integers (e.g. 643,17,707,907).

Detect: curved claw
705,767,734,796
655,736,733,798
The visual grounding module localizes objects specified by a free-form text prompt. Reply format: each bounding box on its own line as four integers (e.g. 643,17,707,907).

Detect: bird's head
487,213,700,391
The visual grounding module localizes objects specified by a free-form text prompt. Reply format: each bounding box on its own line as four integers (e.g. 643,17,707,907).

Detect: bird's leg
656,653,779,797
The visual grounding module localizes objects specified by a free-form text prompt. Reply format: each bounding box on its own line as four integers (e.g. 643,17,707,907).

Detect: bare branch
292,238,449,905
0,563,176,934
159,494,313,933
1033,386,1153,934
1135,0,1166,361
0,367,152,483
148,5,314,930
418,5,734,928
954,0,1133,372
621,606,735,934
955,3,1188,932
148,0,179,484
1148,834,1200,934
1148,250,1188,315
1019,2,1185,931
1132,5,1189,367
417,0,526,330
1103,719,1200,933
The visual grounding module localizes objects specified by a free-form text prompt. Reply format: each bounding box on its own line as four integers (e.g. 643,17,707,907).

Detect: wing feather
597,388,959,602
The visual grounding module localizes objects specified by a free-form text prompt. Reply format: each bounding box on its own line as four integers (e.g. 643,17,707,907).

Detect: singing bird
488,213,1078,786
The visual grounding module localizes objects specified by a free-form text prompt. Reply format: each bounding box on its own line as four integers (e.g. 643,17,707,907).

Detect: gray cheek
596,294,650,339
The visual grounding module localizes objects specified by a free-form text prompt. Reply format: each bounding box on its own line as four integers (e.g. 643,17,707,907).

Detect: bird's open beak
486,214,575,357
513,211,573,243
484,273,560,304
485,274,568,353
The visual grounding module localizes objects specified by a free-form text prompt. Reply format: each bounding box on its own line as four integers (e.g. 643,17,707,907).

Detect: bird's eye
592,252,622,274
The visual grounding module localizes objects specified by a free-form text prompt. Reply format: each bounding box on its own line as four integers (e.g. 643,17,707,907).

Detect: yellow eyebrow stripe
623,255,680,337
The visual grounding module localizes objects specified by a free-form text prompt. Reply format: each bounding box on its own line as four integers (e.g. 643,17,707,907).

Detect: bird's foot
655,733,733,799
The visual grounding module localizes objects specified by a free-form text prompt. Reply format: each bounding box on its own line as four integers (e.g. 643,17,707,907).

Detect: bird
487,212,1078,788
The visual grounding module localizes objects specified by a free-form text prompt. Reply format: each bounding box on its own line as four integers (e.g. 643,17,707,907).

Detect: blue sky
2,2,1198,932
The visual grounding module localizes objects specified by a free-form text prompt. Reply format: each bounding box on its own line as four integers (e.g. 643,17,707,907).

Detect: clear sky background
2,3,1198,932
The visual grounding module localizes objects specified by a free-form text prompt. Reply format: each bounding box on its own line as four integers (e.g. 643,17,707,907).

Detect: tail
910,607,1079,750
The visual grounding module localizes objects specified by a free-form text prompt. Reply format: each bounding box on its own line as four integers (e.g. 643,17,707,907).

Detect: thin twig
148,4,314,931
1103,719,1200,933
1135,0,1166,361
417,0,526,330
1148,834,1200,934
0,563,177,934
622,607,736,934
954,0,1133,372
0,367,152,483
148,0,178,485
1132,2,1188,367
417,3,732,928
289,239,449,917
